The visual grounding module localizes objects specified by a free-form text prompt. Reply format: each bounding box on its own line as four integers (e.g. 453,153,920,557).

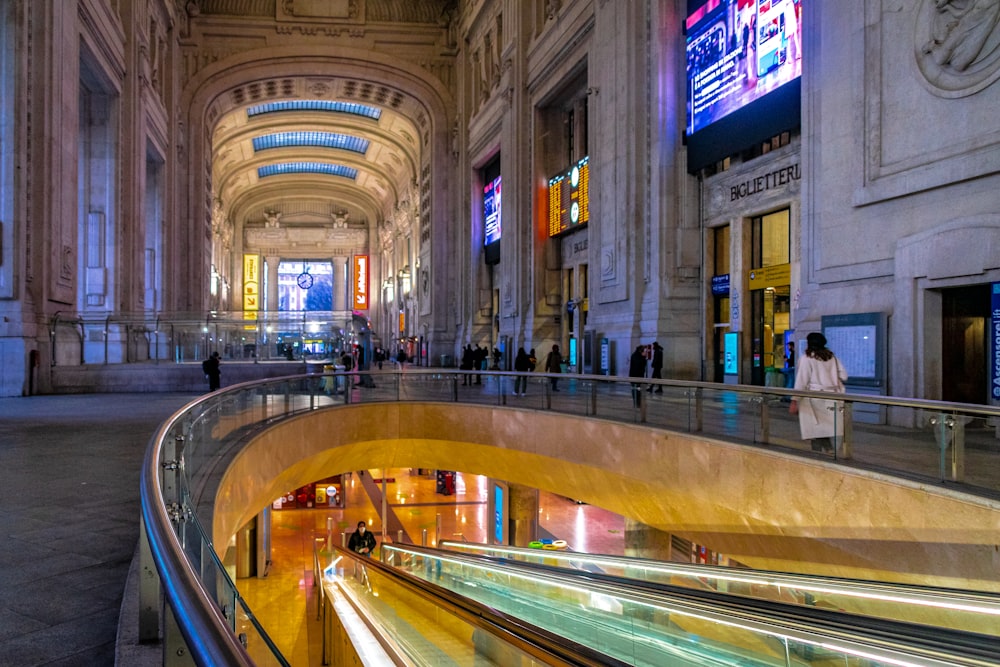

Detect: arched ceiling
211,76,427,242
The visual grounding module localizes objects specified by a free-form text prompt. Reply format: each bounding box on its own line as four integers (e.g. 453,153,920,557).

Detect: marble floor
238,467,626,665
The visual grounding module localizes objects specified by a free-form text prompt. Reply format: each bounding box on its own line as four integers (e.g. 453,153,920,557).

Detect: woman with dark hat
790,332,847,453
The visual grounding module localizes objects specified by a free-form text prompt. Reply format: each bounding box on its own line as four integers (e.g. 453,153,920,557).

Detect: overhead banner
243,254,259,311
353,255,369,310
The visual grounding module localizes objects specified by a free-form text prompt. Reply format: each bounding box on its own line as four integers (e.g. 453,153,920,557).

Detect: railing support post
138,516,161,643
839,402,854,460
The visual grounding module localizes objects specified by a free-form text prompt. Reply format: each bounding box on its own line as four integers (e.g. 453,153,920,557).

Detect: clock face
296,272,314,289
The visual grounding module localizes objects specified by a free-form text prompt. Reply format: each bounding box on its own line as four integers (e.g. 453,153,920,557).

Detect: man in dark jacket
647,341,663,393
203,352,221,392
629,345,647,407
348,520,376,556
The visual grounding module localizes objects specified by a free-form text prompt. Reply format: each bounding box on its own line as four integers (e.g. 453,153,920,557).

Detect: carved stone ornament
915,0,1000,97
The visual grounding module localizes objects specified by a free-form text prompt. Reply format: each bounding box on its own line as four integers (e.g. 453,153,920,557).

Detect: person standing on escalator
348,520,376,557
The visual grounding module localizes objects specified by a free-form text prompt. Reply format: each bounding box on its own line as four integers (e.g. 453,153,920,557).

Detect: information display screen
483,174,502,246
548,156,590,237
686,0,801,135
684,0,802,172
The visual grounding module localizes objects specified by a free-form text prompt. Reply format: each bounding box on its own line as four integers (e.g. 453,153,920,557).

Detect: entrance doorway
750,285,791,386
941,284,989,405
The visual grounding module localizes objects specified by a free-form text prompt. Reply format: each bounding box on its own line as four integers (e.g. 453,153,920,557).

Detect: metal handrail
139,371,1000,665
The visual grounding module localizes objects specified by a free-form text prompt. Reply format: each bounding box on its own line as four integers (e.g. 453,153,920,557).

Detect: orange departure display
548,156,590,237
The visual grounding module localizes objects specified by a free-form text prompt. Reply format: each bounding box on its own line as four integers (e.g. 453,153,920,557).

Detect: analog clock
296,272,314,289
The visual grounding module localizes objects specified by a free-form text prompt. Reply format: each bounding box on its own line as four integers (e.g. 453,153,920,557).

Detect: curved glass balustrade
437,541,1000,638
381,543,1000,667
139,371,1000,665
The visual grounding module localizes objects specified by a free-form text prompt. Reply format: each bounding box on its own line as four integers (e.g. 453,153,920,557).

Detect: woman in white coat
791,332,847,452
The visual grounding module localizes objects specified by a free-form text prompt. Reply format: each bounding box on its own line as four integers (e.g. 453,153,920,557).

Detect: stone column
265,256,280,312
508,483,539,547
333,256,349,311
623,517,673,560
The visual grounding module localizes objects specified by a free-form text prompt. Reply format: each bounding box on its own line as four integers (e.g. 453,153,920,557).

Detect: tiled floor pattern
238,467,626,665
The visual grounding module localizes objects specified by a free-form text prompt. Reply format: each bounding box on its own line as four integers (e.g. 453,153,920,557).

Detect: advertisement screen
686,0,802,136
352,255,369,310
483,174,502,246
548,156,590,237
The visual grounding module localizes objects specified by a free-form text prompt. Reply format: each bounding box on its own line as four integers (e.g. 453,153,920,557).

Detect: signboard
991,283,1000,400
747,263,790,290
724,331,739,382
483,174,502,245
352,255,369,310
821,312,887,387
711,274,730,296
548,156,590,237
243,254,259,311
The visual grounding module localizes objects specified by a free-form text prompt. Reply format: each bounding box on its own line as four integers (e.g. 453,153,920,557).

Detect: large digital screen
482,157,501,264
548,156,590,238
483,174,502,246
685,0,802,171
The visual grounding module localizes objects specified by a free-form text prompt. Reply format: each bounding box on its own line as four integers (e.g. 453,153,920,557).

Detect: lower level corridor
238,467,627,665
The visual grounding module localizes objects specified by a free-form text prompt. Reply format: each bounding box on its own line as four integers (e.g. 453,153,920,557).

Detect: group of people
459,343,505,384
628,342,664,406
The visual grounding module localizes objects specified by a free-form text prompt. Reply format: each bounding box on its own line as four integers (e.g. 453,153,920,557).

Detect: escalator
437,540,1000,638
355,542,1000,666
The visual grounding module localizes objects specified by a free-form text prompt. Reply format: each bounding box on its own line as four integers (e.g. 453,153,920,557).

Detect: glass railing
50,309,360,365
139,371,1000,665
380,543,1000,666
318,544,625,666
437,541,1000,637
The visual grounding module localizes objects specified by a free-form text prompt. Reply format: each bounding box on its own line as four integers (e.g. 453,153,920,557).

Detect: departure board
548,156,590,237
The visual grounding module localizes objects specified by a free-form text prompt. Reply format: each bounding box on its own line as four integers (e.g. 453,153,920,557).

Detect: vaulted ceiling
211,78,425,237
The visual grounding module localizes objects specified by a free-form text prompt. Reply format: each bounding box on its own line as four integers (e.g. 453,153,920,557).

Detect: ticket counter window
749,210,790,386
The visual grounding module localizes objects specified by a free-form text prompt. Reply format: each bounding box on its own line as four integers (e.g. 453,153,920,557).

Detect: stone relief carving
601,247,615,278
282,0,358,19
916,0,1000,96
546,0,561,21
263,210,282,228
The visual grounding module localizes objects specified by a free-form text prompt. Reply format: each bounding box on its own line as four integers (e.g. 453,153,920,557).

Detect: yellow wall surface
213,403,1000,592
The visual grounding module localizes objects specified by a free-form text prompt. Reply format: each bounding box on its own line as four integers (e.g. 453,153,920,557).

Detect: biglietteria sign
353,255,369,310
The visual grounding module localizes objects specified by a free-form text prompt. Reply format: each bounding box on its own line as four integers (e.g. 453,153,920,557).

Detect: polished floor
238,467,626,665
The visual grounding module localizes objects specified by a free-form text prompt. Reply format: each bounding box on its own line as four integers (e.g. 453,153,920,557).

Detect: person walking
348,520,377,556
647,341,663,393
790,332,847,453
544,344,563,391
474,344,486,384
513,346,531,396
202,351,221,392
629,345,647,407
460,344,474,385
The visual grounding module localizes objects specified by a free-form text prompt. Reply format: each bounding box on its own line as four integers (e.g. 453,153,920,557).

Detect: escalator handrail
384,542,1000,667
326,545,632,667
438,540,1000,617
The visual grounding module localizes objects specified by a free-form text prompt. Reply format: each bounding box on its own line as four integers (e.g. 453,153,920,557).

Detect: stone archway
169,43,457,361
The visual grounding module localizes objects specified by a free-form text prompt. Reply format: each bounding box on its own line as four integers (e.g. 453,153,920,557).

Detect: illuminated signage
353,255,369,310
548,156,590,237
243,254,259,311
686,0,802,136
484,174,502,245
992,283,1000,399
747,263,790,290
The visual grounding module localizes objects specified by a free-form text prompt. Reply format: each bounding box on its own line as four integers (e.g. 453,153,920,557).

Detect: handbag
789,399,798,415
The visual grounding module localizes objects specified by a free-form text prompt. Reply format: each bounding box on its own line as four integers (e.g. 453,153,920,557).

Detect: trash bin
440,354,454,367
